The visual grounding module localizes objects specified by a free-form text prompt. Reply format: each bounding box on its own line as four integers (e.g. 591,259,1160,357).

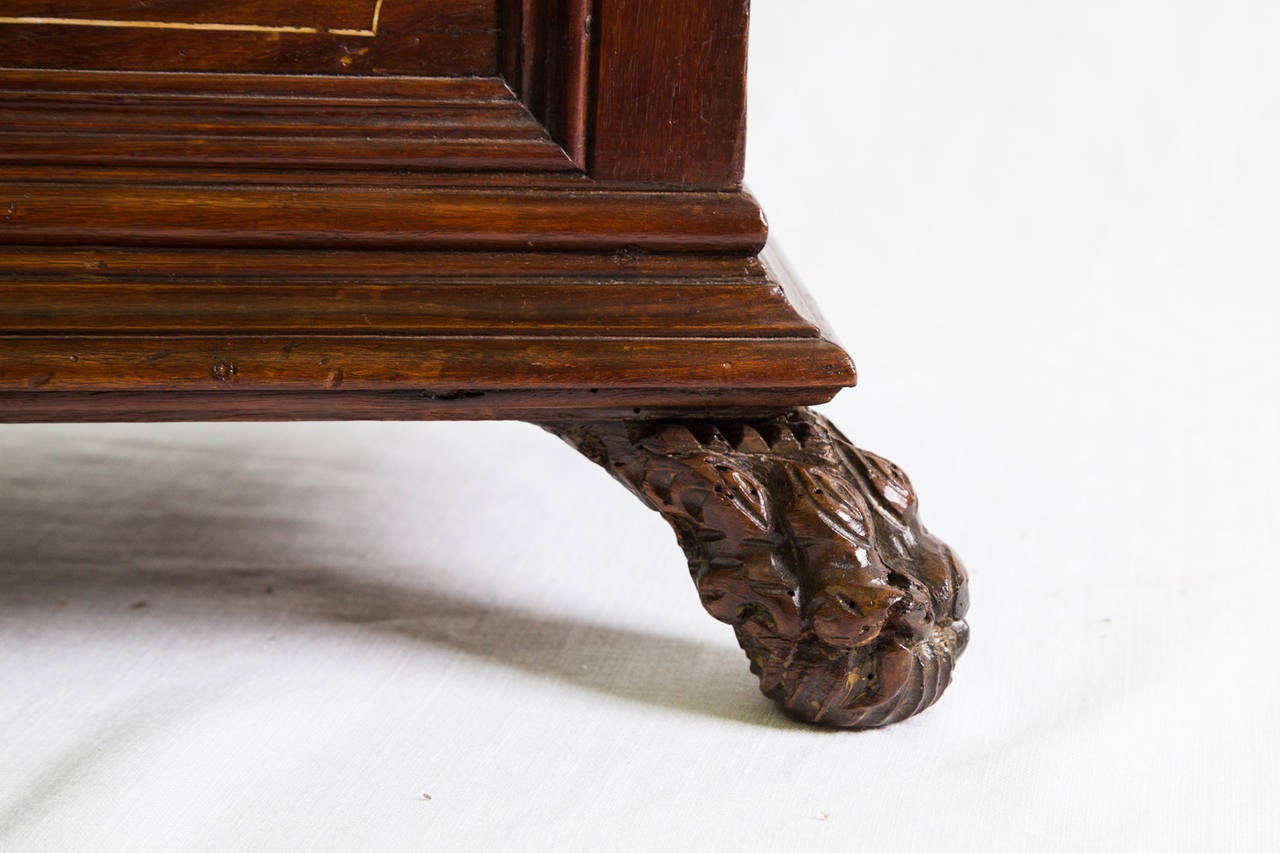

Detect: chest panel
0,0,496,76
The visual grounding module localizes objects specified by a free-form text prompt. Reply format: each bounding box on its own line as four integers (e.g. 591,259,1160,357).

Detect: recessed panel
0,1,382,33
0,0,497,76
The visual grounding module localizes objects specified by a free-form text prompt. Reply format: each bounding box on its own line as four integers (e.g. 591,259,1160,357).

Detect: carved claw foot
551,408,969,728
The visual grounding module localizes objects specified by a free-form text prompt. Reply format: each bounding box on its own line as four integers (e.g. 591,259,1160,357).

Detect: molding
0,1,751,186
0,185,766,251
0,244,853,420
500,0,595,169
0,71,574,173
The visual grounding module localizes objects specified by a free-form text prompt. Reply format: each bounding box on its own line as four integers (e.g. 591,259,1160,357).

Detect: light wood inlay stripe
0,0,386,37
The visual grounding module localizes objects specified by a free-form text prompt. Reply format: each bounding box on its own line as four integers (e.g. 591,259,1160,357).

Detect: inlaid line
0,1,386,37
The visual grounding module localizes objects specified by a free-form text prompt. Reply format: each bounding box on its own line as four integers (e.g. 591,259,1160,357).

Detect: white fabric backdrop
3,1,1278,849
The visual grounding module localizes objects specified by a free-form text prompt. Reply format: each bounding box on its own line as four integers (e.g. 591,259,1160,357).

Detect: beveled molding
0,72,578,174
0,245,855,422
0,0,748,187
0,1,583,171
0,185,766,252
0,0,756,248
0,0,495,78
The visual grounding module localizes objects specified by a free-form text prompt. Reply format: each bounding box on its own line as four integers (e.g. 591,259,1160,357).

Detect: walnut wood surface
0,247,764,279
0,0,750,187
0,187,766,252
553,410,970,728
0,0,498,76
0,72,573,172
0,1,966,728
0,335,854,395
502,0,593,168
0,246,854,414
0,282,820,336
0,389,825,424
591,0,749,187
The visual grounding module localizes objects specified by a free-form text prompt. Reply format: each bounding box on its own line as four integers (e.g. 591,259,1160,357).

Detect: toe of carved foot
741,617,969,729
698,525,970,728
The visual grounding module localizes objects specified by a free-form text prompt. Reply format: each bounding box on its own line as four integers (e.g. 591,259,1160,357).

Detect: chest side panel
0,0,497,76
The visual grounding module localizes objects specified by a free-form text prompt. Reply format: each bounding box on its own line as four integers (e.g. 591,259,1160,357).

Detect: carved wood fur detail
551,409,969,728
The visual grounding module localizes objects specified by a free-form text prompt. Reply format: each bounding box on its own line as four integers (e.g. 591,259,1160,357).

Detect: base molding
0,246,854,421
0,388,818,424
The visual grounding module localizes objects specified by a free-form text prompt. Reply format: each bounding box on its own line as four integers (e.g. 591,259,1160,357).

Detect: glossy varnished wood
553,411,969,728
0,1,967,728
0,335,853,395
0,248,766,280
0,281,821,336
590,0,749,186
501,0,593,167
0,0,753,188
0,72,571,172
0,389,830,424
0,0,499,76
0,186,766,251
0,244,854,412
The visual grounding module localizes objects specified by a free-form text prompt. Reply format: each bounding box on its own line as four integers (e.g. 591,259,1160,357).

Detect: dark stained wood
0,0,751,183
0,68,507,99
0,239,852,406
500,0,594,167
5,0,380,25
0,281,820,337
0,335,853,394
591,0,750,187
0,164,599,188
546,0,593,168
0,130,572,174
0,247,848,404
0,71,570,172
0,248,766,281
552,410,970,728
499,0,524,90
0,186,767,252
4,0,386,29
0,389,833,423
0,0,962,730
0,0,498,76
0,133,573,173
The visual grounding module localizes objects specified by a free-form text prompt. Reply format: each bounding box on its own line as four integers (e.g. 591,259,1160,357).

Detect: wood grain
0,0,963,734
503,0,594,168
0,336,854,394
3,0,385,30
0,281,819,337
0,388,836,423
0,248,766,281
0,186,767,252
591,0,749,187
0,0,498,76
553,410,970,728
0,71,570,172
0,238,853,418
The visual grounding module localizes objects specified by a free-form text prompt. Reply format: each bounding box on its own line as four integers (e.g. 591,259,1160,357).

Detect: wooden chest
0,1,968,728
